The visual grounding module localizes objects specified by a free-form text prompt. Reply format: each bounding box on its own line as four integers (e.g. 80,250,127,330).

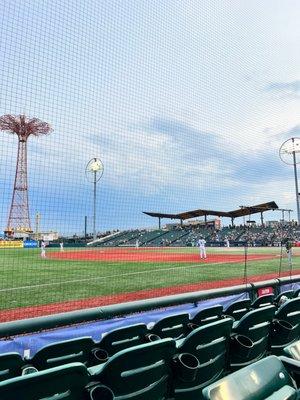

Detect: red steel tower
0,115,52,235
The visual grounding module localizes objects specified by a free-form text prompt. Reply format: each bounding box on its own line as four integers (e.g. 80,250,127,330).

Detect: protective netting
0,0,299,321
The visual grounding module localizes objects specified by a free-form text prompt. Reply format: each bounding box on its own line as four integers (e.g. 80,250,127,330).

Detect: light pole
279,138,300,224
85,158,104,241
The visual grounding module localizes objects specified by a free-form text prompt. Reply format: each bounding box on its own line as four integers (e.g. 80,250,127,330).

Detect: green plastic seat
0,352,24,382
89,338,176,400
29,337,96,370
151,313,189,339
173,318,233,400
270,298,300,355
191,305,223,326
230,305,276,369
202,355,298,400
275,290,294,305
284,340,300,361
224,299,251,321
293,288,300,298
98,323,147,356
0,362,90,400
251,294,274,309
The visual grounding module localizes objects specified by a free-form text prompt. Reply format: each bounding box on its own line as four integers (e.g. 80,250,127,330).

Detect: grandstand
92,223,300,248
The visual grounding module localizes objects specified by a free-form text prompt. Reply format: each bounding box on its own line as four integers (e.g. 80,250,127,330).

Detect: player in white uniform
224,237,230,248
40,240,46,258
198,237,207,259
60,242,64,252
135,239,139,249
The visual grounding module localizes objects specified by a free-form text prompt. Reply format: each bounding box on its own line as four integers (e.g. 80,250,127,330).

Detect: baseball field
0,246,298,321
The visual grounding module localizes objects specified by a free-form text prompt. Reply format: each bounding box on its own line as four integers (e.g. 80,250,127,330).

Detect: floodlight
279,138,300,223
85,157,104,241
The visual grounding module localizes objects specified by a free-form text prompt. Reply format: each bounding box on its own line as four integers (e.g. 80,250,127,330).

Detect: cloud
265,81,300,99
100,118,237,195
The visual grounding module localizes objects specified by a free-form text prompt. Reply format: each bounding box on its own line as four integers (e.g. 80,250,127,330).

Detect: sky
0,0,300,235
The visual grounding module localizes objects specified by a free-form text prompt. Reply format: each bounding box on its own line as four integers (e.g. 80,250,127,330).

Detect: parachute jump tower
0,114,52,236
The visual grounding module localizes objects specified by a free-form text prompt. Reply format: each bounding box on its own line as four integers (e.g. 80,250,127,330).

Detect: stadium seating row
1,332,300,399
0,296,299,399
95,223,300,247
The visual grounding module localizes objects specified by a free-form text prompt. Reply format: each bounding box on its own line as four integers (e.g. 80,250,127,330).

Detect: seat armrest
279,356,300,374
88,363,105,377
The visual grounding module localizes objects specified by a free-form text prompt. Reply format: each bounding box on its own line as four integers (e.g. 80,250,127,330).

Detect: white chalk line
0,255,278,293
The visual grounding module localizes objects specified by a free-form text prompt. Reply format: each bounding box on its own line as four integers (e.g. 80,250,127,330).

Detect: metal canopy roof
143,201,279,221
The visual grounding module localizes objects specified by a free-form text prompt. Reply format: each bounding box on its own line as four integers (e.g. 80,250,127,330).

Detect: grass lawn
0,246,298,311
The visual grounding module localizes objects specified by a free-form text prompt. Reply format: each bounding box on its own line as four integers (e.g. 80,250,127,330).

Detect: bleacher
94,223,300,248
0,277,299,399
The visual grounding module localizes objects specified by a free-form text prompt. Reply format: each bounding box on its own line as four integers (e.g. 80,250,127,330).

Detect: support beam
260,212,264,226
158,217,161,230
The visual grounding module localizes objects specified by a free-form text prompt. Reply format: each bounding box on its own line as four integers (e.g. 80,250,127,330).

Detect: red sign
257,287,273,297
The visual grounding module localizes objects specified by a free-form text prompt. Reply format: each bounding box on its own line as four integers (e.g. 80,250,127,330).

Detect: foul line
0,255,277,293
0,260,238,292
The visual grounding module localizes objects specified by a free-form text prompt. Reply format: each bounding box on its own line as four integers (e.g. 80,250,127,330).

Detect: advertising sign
23,240,38,248
0,240,23,248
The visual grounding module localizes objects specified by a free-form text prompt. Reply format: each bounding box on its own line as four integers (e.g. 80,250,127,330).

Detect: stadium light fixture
279,137,300,224
85,157,104,241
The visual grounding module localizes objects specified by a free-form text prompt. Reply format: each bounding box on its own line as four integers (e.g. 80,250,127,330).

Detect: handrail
0,275,298,338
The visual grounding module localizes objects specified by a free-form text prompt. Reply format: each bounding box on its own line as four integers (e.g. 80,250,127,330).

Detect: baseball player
224,236,230,248
40,240,46,258
198,236,207,259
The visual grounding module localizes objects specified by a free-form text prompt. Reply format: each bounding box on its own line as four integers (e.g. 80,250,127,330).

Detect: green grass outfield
0,246,299,311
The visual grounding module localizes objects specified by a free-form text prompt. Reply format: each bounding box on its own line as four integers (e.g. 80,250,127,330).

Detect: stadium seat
0,352,24,382
284,340,300,361
0,362,91,400
190,305,223,327
294,288,300,298
89,338,176,400
150,313,189,339
97,323,147,357
251,294,274,309
275,290,294,305
172,318,233,400
28,336,96,370
270,298,300,355
202,355,299,400
230,305,276,369
223,299,251,321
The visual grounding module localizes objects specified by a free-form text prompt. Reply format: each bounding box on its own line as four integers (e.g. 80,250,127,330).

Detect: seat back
203,356,296,400
92,338,176,399
234,305,276,341
173,318,233,397
0,362,89,400
30,337,95,370
224,299,251,320
275,290,294,304
276,298,300,326
0,353,24,382
152,313,189,339
251,294,274,309
192,305,223,325
284,340,300,361
231,306,276,367
99,323,147,356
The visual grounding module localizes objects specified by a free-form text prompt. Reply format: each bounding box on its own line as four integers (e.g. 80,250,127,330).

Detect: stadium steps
92,230,129,247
